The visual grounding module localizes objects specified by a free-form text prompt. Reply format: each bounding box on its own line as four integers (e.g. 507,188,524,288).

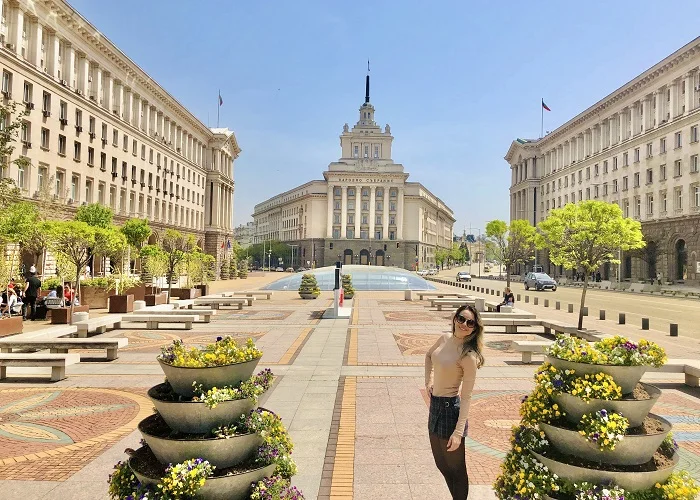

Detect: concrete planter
299,293,318,300
539,413,671,466
545,355,647,394
148,383,256,434
554,383,661,428
158,357,261,398
108,294,134,313
138,414,263,469
122,285,146,301
0,316,23,337
49,305,90,324
195,284,210,297
130,447,275,500
531,450,678,492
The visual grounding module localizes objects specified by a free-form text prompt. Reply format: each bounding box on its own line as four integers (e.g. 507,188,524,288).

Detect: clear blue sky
70,0,700,236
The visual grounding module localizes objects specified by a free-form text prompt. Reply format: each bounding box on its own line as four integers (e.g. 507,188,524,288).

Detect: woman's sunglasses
455,315,476,328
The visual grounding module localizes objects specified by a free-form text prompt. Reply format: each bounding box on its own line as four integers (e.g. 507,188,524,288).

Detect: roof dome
262,265,437,291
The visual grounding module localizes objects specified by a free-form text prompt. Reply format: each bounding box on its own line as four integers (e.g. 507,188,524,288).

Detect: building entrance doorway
375,250,385,266
359,249,370,265
343,249,353,265
676,239,688,280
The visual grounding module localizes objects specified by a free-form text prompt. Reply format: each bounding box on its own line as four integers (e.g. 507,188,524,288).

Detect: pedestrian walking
424,304,485,499
23,266,41,320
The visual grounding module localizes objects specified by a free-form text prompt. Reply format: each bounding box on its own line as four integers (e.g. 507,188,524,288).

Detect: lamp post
387,254,391,267
354,253,359,265
268,250,272,271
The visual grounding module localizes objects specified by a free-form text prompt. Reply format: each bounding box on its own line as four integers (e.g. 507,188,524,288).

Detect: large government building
506,37,700,284
0,0,237,273
252,74,454,270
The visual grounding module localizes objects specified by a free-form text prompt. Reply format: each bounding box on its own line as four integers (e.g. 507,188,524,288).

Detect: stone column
397,188,405,240
117,82,124,119
369,186,376,239
654,91,662,127
630,102,638,137
66,45,75,87
95,67,103,105
341,186,347,238
12,8,23,56
105,75,114,113
32,22,42,67
326,184,334,238
641,98,648,133
382,192,389,240
50,33,60,79
685,72,694,114
126,90,134,124
354,186,360,238
670,81,678,120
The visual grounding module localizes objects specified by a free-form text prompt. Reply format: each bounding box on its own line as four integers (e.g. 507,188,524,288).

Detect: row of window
352,145,381,159
332,214,398,225
332,187,398,198
333,200,397,212
331,228,397,240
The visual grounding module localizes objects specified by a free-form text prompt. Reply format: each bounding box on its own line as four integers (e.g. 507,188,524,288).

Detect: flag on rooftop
542,99,551,112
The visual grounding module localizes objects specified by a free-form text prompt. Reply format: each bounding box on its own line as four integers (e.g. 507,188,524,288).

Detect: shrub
41,276,63,291
238,259,249,279
298,274,320,298
220,258,229,279
229,256,238,279
342,273,355,298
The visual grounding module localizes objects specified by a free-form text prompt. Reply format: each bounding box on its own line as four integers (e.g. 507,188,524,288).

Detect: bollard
567,304,574,313
670,324,678,337
544,299,549,307
619,313,626,324
534,297,539,305
582,306,588,316
642,318,649,330
517,294,521,302
599,309,606,320
556,301,561,310
525,295,530,303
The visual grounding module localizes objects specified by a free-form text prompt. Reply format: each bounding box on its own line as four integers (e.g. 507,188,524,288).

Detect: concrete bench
194,297,251,309
482,318,542,334
0,338,128,361
512,340,552,364
123,314,200,330
138,309,216,323
0,353,80,381
430,298,476,311
170,299,195,309
74,316,123,338
648,359,700,387
223,291,273,300
416,292,470,301
480,311,536,320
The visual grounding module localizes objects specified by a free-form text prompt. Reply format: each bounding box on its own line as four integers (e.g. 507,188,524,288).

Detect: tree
0,202,41,286
0,101,30,184
121,218,152,278
161,229,195,297
629,236,668,281
94,227,129,290
0,179,22,212
140,244,167,293
75,203,114,229
486,219,537,288
44,221,97,321
434,248,448,269
536,201,645,329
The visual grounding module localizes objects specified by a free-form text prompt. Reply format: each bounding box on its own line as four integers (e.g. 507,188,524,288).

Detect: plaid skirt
428,394,468,439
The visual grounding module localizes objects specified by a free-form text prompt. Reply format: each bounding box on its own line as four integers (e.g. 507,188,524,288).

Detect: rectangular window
692,125,698,143
334,187,341,196
374,146,379,159
594,185,599,198
149,149,153,163
660,164,667,181
22,81,32,103
362,201,369,211
675,159,682,177
633,172,640,187
675,131,682,148
603,160,608,174
346,228,354,239
622,176,628,190
334,201,341,210
660,137,667,153
375,215,382,225
89,116,95,135
353,146,358,158
85,179,93,203
623,152,629,166
594,164,599,177
613,157,618,170
347,214,354,224
389,231,395,240
693,155,699,173
389,215,396,225
17,165,25,189
361,215,368,225
59,101,67,121
112,129,119,146
646,168,653,184
676,187,683,210
662,192,667,213
347,188,355,196
389,201,396,211
123,134,128,151
75,109,82,129
586,167,590,179
71,175,79,201
376,201,383,211
73,141,81,161
635,197,641,217
613,179,619,193
647,194,654,215
101,123,107,141
87,146,94,166
364,145,368,158
623,200,630,217
332,229,340,239
132,139,137,156
646,143,653,158
1,70,12,94
42,91,51,113
100,152,106,171
348,200,355,210
58,135,66,156
40,127,49,149
695,186,700,209
603,183,608,196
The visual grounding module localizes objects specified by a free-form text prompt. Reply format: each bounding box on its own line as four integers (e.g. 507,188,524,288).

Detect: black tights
429,433,469,500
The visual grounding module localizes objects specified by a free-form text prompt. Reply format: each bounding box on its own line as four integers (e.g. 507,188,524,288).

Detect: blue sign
466,234,476,243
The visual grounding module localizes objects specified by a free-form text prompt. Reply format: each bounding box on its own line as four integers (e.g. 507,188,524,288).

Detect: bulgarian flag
542,99,551,111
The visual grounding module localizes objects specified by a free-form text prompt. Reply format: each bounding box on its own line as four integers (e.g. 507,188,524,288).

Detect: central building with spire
251,73,454,270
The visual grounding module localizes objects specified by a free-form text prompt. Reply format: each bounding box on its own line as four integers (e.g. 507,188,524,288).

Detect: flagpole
541,98,544,139
217,90,220,128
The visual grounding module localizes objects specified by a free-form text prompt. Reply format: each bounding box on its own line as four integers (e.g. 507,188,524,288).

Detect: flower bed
158,337,262,368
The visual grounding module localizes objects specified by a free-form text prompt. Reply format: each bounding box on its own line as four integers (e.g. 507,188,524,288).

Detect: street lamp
354,253,359,265
386,254,391,267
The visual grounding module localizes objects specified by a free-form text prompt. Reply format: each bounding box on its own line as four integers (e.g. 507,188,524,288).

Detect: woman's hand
446,433,461,452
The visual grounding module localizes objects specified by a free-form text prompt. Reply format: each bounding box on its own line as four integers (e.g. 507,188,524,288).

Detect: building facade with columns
0,0,237,273
252,75,455,270
506,37,700,284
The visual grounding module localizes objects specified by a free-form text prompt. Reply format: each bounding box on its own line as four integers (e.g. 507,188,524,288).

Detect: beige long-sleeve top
424,334,478,438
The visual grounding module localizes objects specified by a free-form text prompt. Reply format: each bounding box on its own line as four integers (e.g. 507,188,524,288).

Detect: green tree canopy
0,179,22,212
0,101,30,186
75,203,114,229
161,229,195,296
140,244,168,292
536,200,645,329
486,219,537,287
121,218,152,251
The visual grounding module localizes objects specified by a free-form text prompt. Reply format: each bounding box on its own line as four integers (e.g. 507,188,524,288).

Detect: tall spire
365,59,370,103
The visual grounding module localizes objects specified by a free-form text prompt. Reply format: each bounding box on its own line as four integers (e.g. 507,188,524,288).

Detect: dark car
524,272,557,291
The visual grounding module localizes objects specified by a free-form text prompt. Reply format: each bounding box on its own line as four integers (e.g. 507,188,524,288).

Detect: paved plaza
0,276,699,499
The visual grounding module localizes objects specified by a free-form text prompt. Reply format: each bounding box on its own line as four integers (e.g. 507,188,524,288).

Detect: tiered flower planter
537,355,677,493
111,338,295,500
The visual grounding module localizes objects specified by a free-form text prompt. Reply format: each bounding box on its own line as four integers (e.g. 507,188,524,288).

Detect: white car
428,269,439,275
417,269,429,277
456,271,472,282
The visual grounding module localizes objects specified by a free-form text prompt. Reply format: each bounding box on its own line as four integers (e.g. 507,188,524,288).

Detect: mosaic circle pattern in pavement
118,330,265,352
0,388,142,458
214,310,294,321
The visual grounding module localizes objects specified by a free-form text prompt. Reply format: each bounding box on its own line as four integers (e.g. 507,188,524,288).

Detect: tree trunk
578,274,588,330
167,266,173,301
506,265,511,289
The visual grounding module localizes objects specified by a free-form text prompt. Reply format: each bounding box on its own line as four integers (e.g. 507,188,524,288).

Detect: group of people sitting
1,265,79,320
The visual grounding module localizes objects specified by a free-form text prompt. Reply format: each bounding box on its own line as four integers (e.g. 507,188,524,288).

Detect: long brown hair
452,304,485,368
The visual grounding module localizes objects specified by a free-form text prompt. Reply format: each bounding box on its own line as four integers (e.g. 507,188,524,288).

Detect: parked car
524,272,558,291
275,267,284,272
428,268,439,275
456,271,472,282
417,269,429,277
285,267,295,272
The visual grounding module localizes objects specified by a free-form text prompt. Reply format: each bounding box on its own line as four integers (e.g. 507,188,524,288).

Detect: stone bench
193,298,250,309
481,318,542,334
0,338,128,361
430,298,475,311
480,311,536,320
416,292,470,301
170,299,195,309
75,316,123,338
648,359,700,387
0,352,80,381
512,340,552,364
138,309,216,323
223,291,273,300
123,314,200,330
484,300,523,314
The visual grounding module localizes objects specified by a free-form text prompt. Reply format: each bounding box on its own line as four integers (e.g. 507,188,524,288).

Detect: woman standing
424,304,484,499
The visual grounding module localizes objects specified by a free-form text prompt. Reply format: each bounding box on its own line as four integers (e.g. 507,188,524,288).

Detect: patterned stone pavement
0,281,698,499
